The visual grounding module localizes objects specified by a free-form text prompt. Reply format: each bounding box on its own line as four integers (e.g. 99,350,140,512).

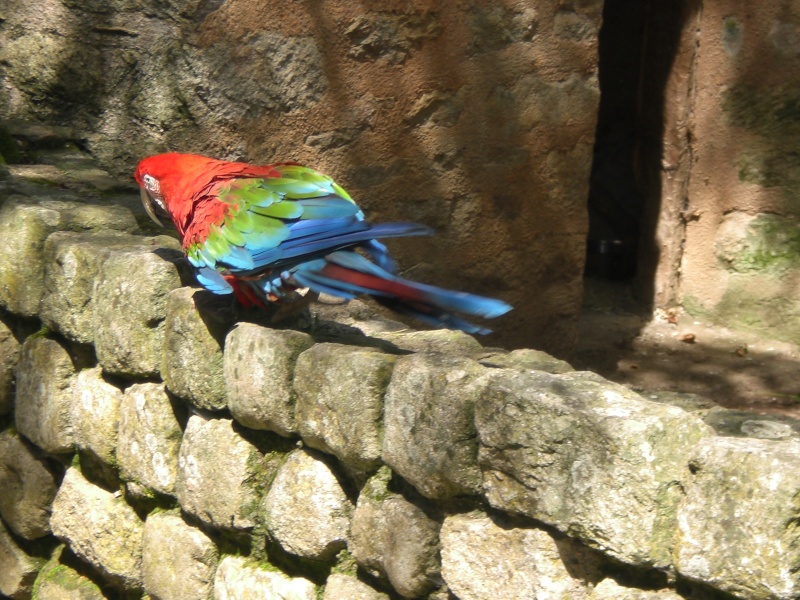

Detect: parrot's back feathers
134,153,512,333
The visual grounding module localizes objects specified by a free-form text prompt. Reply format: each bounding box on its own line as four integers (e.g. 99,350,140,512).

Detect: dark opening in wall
585,0,647,282
586,0,695,300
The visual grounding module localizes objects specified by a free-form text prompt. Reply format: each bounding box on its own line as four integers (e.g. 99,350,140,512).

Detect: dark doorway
585,0,698,308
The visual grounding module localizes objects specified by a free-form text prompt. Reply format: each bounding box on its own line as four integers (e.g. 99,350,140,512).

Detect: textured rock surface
71,366,123,466
0,428,58,539
15,336,76,454
350,469,441,598
213,556,316,600
440,511,601,600
176,414,268,530
675,436,800,599
323,573,389,600
93,244,184,377
32,546,108,600
142,511,218,600
0,196,137,317
162,287,234,411
50,467,144,590
382,353,490,499
0,320,20,415
589,579,683,600
41,232,169,344
0,518,39,599
476,369,711,567
478,347,574,373
262,449,352,561
295,343,395,470
224,324,314,435
117,383,182,495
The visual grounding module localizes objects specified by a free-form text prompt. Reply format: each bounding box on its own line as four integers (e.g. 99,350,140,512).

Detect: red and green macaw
134,153,511,333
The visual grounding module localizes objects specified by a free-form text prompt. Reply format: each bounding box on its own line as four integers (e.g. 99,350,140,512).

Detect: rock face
350,470,442,598
142,512,218,600
117,383,182,495
294,343,395,471
224,324,314,435
50,467,144,591
214,556,316,600
0,0,605,354
675,437,800,599
475,369,711,567
0,428,58,539
175,414,267,530
262,449,352,561
15,336,77,454
382,353,490,499
440,511,602,600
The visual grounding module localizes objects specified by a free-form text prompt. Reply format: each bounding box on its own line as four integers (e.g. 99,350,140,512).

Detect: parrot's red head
134,153,222,228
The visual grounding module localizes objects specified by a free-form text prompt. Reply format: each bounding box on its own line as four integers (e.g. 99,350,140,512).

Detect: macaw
134,153,511,334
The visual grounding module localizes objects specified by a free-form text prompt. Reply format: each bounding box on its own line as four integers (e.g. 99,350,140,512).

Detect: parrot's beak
140,187,164,227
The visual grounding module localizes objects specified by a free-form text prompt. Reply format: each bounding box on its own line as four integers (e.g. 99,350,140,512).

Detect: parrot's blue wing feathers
185,165,511,333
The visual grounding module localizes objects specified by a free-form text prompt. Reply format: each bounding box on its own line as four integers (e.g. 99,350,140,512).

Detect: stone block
675,437,800,599
262,449,352,562
0,519,39,599
71,366,123,466
32,545,107,600
117,383,182,495
382,353,490,499
350,469,440,598
589,579,683,599
478,347,574,373
0,428,58,539
142,512,218,600
0,196,137,317
476,370,711,567
92,245,184,377
440,511,601,600
162,287,235,411
372,329,483,355
214,556,317,600
176,414,271,530
41,231,178,344
50,467,144,591
295,343,395,470
323,573,389,600
15,336,76,454
0,320,20,415
224,324,314,435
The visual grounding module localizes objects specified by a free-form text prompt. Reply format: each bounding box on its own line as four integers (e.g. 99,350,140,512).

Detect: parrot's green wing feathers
186,166,364,272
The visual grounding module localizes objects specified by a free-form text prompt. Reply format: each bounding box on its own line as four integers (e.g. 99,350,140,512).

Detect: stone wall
2,134,800,600
0,0,604,355
633,0,800,343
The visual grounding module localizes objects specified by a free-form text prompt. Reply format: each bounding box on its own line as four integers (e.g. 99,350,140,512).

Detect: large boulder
0,428,59,539
294,343,395,471
50,467,144,591
142,511,218,600
15,336,77,454
224,324,314,435
675,436,800,599
382,353,490,499
475,369,711,568
261,449,352,562
117,383,183,496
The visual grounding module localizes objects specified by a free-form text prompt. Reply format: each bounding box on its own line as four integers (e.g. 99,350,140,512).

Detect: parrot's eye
142,174,166,210
143,174,159,194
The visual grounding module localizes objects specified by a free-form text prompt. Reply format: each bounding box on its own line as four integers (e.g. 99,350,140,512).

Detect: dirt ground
572,277,800,418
